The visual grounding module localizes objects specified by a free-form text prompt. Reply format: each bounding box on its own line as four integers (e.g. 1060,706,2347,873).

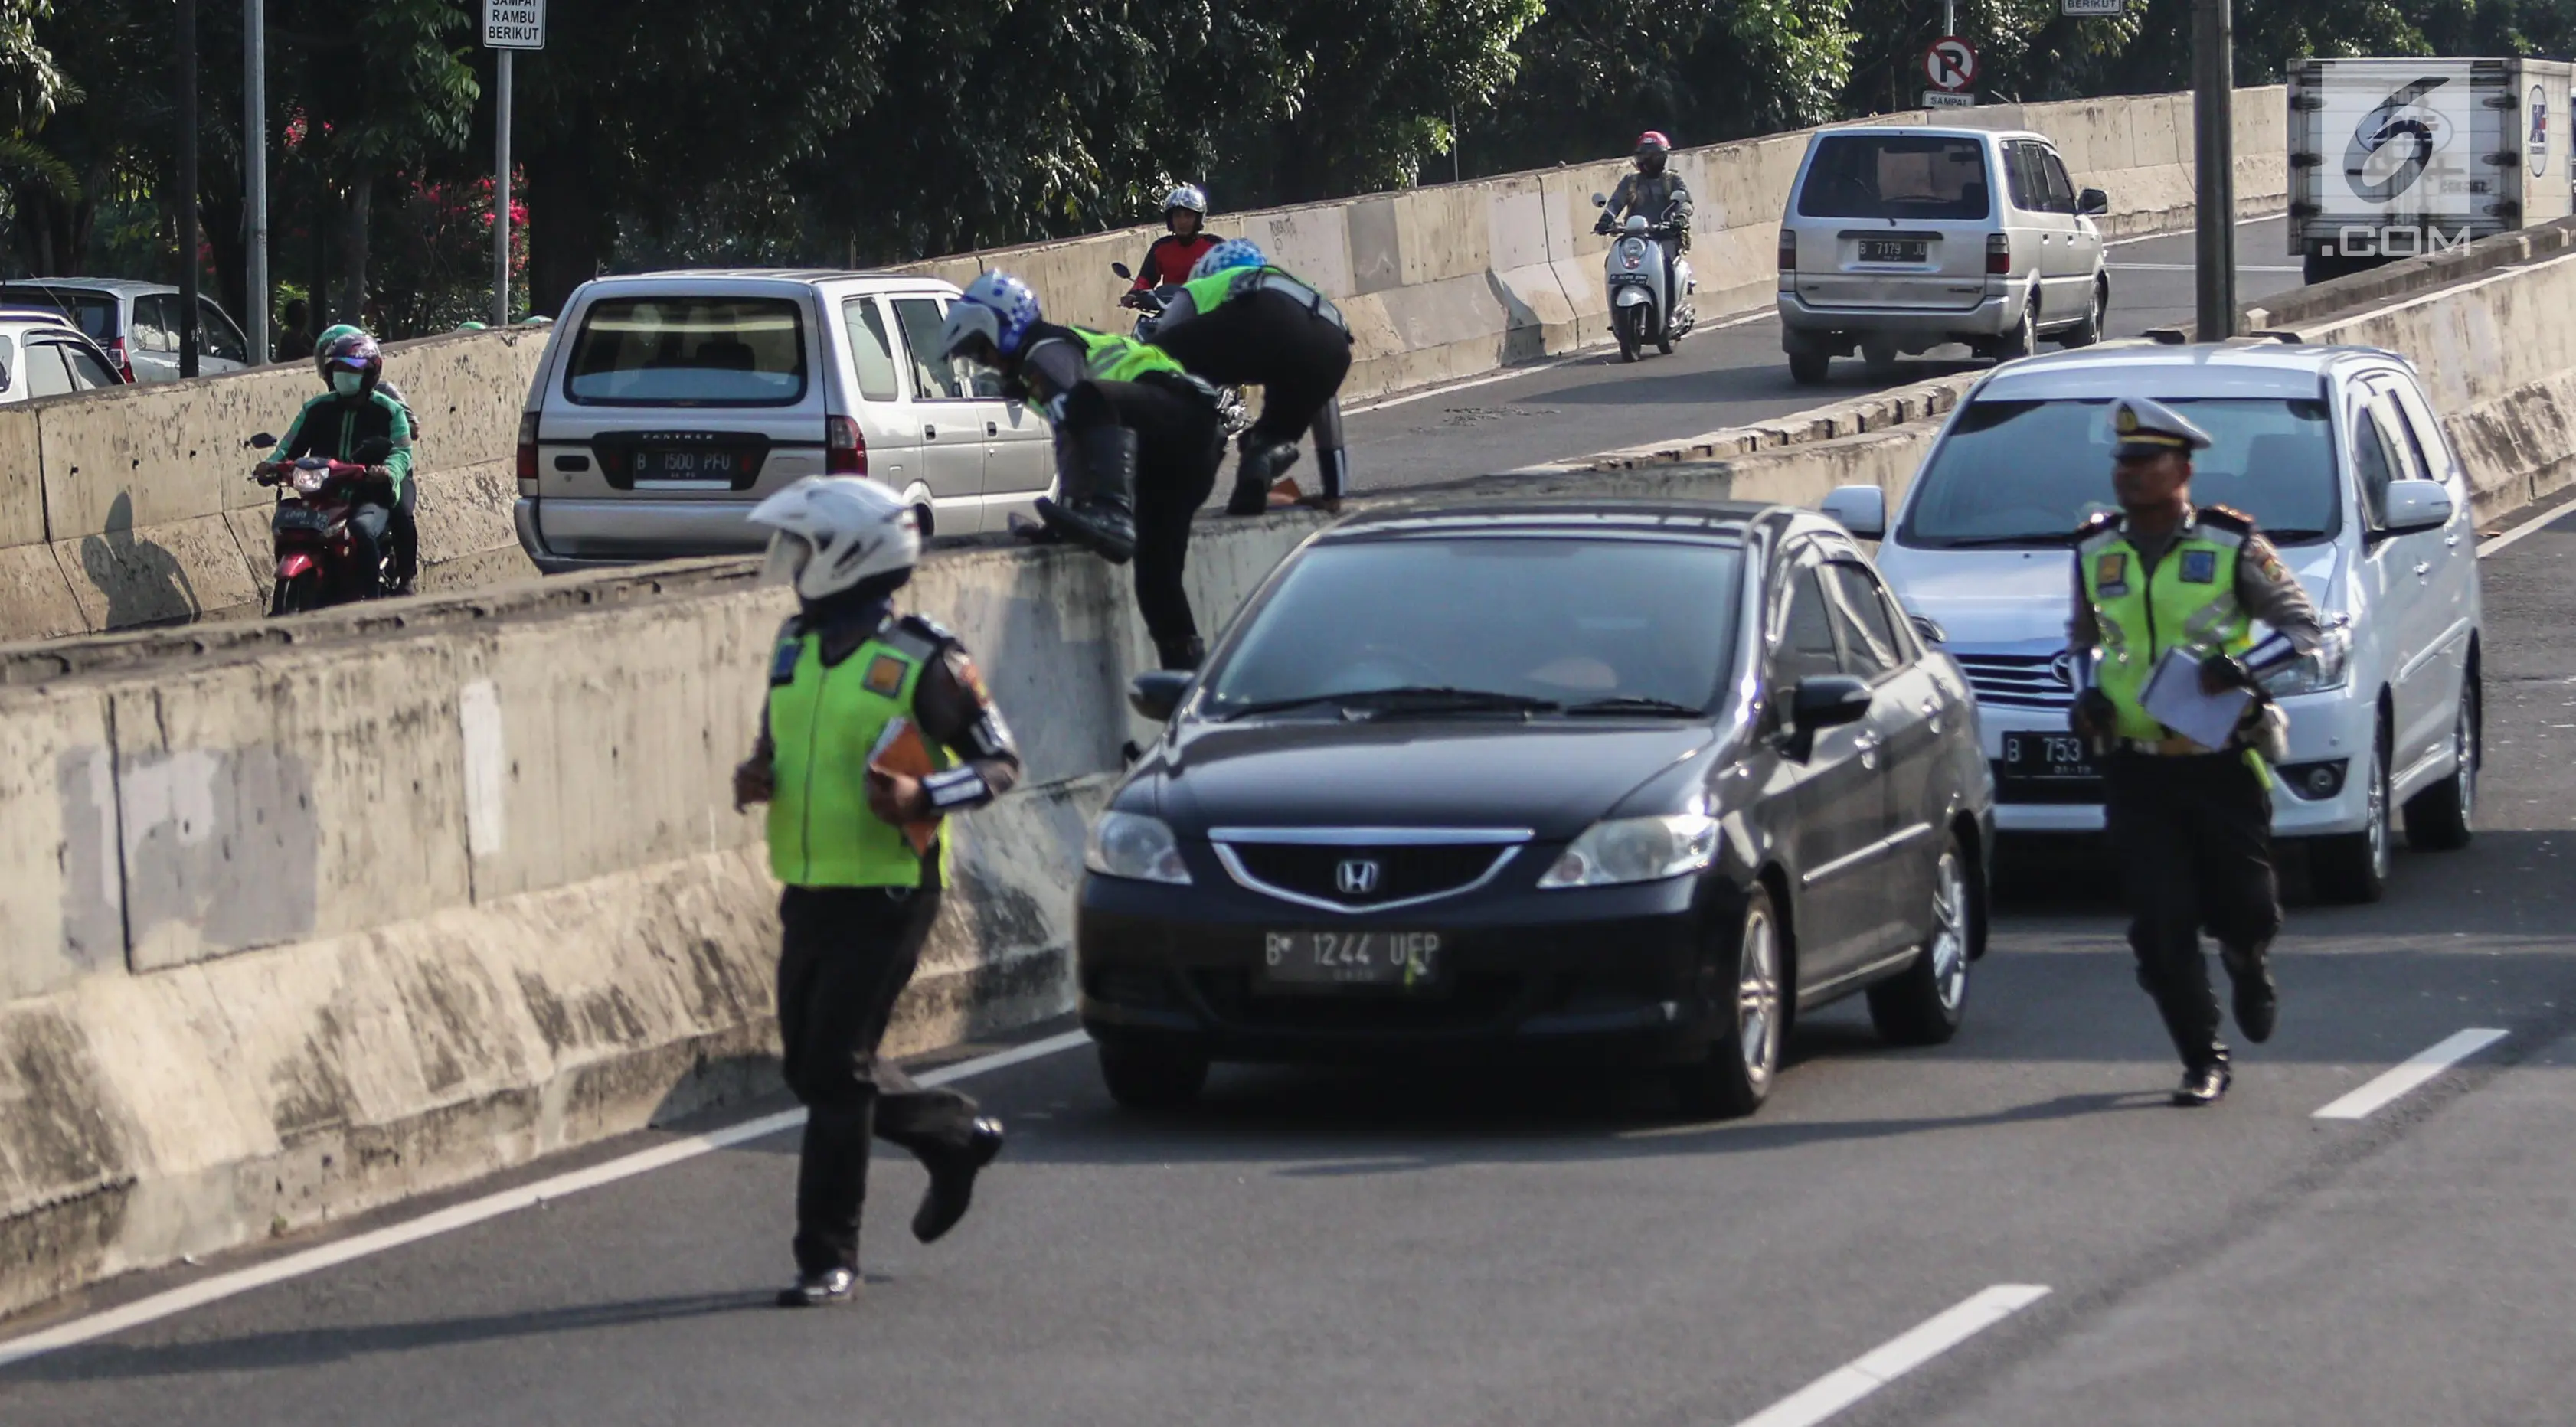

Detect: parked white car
0,309,128,402
514,271,1057,572
1825,340,2483,903
1777,126,2110,384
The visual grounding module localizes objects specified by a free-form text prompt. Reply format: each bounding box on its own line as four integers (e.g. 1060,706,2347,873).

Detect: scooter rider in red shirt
1121,186,1222,308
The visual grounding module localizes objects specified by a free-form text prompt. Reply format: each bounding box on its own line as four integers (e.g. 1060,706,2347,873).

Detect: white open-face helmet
748,476,920,601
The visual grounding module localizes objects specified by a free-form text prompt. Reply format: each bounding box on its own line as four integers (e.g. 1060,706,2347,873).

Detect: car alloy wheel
1866,831,1973,1046
1737,903,1782,1094
2404,674,2478,851
2316,723,2391,904
1673,886,1785,1118
1929,849,1969,1012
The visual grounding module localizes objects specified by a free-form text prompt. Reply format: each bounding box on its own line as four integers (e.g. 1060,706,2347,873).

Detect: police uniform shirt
2064,508,2326,661
777,607,1024,813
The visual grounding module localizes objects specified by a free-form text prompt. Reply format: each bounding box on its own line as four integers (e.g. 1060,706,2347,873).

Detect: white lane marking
2313,1027,2507,1121
1732,1284,2051,1427
1348,305,1783,416
2106,212,2280,247
0,1028,1096,1370
2108,262,2303,273
2478,499,2575,559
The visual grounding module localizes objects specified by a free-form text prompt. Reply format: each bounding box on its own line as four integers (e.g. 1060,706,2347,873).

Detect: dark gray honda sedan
1077,498,1996,1118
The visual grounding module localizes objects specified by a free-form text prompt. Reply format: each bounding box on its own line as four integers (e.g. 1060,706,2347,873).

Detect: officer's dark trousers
1062,377,1223,655
1151,289,1353,453
2103,751,2281,1071
776,883,982,1275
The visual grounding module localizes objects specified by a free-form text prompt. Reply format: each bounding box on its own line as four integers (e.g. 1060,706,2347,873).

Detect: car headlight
2260,627,2351,697
1537,815,1721,889
1084,811,1192,885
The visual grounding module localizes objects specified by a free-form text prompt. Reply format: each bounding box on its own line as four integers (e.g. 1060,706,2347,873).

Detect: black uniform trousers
1061,376,1224,654
776,883,983,1275
1150,289,1354,452
2102,750,2282,1071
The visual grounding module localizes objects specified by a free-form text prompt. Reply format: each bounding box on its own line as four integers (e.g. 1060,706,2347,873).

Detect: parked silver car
1777,126,2110,384
0,278,254,383
514,270,1057,571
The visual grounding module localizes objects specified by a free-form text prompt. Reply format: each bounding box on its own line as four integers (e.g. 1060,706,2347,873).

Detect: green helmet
314,323,365,382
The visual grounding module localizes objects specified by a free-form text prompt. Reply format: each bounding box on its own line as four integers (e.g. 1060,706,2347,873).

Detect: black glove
2199,653,2256,695
2070,689,2117,740
1594,215,1617,236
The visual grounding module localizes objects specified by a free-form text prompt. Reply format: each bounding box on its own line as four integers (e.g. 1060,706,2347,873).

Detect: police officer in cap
2068,397,2329,1106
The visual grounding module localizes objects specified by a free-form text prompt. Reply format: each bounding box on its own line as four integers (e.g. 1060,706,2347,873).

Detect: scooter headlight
293,465,329,496
1620,237,1646,270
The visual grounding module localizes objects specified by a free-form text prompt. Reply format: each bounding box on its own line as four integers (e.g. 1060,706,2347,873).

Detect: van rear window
0,287,116,341
565,297,806,405
1797,136,1992,221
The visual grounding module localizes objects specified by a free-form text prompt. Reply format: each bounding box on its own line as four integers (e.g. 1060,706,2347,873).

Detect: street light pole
2192,0,2237,339
178,0,201,377
493,47,512,326
245,0,269,363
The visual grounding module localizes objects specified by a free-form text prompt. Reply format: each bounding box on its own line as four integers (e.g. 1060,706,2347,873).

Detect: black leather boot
1226,433,1299,516
1036,426,1138,563
912,1118,1006,1244
2172,1058,2233,1107
776,1266,858,1308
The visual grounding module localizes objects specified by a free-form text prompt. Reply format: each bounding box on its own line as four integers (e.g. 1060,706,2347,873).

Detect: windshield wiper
2264,527,2330,544
1562,695,1705,717
1206,686,1561,721
1925,532,2069,550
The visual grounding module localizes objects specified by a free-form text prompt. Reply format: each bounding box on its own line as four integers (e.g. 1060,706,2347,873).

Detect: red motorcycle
249,433,397,616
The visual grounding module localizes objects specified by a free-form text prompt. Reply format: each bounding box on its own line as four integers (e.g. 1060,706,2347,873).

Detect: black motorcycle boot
1226,433,1300,516
1156,635,1205,671
2172,1056,2233,1108
911,1118,1006,1245
776,1265,859,1308
1038,427,1138,563
2221,941,2278,1044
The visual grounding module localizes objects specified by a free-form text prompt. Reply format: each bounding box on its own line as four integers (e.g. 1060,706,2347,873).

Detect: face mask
331,370,364,397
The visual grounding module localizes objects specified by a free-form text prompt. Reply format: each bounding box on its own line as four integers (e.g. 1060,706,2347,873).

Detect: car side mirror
1111,261,1133,279
1590,192,1608,207
1779,674,1872,762
1911,614,1948,647
247,431,277,449
2077,188,2109,216
1129,670,1192,723
2380,478,2453,535
1819,484,1887,540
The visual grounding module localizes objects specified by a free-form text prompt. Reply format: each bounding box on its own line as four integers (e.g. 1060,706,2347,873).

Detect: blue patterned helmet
939,269,1043,362
1190,239,1268,281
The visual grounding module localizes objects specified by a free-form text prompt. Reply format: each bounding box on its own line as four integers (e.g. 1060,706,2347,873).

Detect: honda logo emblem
1335,859,1383,896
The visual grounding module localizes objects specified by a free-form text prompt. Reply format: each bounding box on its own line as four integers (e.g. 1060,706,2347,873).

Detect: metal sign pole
178,0,201,377
2192,0,2236,338
245,0,269,363
494,47,512,327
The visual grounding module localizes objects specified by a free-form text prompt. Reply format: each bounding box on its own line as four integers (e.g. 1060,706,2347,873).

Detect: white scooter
1590,194,1696,362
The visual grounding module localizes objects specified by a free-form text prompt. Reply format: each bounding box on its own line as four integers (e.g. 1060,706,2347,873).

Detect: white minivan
515,271,1055,571
1826,340,2483,903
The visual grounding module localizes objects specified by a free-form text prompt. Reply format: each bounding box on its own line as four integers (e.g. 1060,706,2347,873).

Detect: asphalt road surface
1345,216,2301,488
19,220,2576,1427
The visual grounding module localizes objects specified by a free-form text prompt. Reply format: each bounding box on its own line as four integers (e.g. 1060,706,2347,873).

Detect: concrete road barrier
0,88,2287,643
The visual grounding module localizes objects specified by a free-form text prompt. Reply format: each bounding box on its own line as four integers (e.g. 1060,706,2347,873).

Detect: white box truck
2289,57,2574,283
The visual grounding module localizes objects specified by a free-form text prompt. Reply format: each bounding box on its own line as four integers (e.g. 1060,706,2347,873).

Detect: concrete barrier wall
0,88,2284,644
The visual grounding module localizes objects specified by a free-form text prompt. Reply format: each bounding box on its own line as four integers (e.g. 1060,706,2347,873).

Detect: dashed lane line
0,1029,1097,1371
1730,1284,2053,1427
2313,1028,2509,1122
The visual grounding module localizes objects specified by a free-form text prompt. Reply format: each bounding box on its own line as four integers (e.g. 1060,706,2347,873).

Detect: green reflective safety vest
765,624,956,888
1178,263,1293,317
2077,516,2257,749
1073,327,1187,384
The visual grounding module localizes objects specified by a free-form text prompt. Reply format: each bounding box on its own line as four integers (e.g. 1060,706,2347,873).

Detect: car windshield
1897,397,2343,549
565,296,806,405
1797,136,1992,221
1203,536,1744,717
0,287,115,341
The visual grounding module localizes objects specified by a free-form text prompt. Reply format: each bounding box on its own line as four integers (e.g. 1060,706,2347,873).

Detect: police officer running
1146,239,1355,517
733,476,1017,1305
937,270,1229,671
2068,397,2326,1107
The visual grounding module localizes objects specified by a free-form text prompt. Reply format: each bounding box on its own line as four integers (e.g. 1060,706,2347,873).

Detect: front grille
1218,841,1515,910
1954,652,2074,711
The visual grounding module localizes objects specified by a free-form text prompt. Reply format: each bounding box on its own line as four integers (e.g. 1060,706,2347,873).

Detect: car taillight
515,411,539,485
106,336,133,382
1778,230,1796,273
826,416,866,475
1986,233,2012,276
